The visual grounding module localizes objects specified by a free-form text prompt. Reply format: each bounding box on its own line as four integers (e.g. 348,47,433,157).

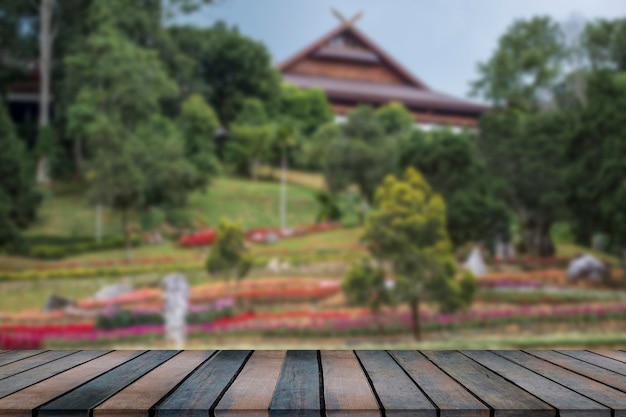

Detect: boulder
463,246,487,277
93,283,133,300
44,293,75,312
567,254,610,282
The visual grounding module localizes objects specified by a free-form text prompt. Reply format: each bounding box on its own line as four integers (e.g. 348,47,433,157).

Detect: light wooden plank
215,351,286,417
559,351,626,376
422,350,554,417
0,350,111,400
356,350,436,417
528,350,626,393
0,351,47,367
465,351,609,417
591,351,626,364
497,351,626,417
321,350,380,417
155,350,251,417
269,350,321,417
0,351,138,417
38,351,177,417
94,350,214,417
0,350,77,381
390,351,491,417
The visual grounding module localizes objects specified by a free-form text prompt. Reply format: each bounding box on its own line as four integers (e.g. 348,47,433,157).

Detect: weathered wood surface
1,350,626,417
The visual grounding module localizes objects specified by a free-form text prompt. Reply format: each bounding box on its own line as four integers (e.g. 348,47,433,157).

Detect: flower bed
177,229,217,247
246,222,342,244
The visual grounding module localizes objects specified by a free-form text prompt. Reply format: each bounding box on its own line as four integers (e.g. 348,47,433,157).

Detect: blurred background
1,0,626,350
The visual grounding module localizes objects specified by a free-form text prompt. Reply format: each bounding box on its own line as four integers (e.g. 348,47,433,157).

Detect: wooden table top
0,350,626,417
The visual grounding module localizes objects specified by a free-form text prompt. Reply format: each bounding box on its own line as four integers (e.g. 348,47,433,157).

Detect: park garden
1,2,626,349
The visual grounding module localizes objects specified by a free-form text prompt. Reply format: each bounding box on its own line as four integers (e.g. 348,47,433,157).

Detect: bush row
13,235,141,259
96,308,235,330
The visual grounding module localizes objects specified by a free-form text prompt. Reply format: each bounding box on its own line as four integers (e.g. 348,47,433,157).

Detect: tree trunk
95,203,102,243
36,0,55,185
537,222,555,257
279,147,287,230
251,159,258,182
73,136,84,178
410,299,421,341
122,209,132,261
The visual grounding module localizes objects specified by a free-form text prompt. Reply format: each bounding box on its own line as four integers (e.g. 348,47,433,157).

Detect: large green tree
362,167,476,340
582,18,626,71
279,83,333,136
0,102,42,251
400,128,510,247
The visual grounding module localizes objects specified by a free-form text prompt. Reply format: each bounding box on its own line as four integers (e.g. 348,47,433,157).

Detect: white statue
464,246,487,277
162,273,189,349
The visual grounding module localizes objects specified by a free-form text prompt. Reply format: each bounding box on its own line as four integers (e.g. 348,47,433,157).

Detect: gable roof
277,22,431,90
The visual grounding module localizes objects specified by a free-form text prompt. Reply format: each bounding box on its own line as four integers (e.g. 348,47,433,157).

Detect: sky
175,0,626,102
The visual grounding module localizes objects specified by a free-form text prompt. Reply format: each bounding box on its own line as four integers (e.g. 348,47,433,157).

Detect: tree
169,22,281,125
279,83,333,136
565,71,626,267
342,260,393,328
177,94,221,190
399,128,510,247
375,101,414,136
0,102,42,251
470,16,566,111
582,18,626,71
362,167,476,340
206,218,254,305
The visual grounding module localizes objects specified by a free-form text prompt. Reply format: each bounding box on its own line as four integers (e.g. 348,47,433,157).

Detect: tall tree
582,18,626,71
279,83,333,136
375,101,414,136
362,167,476,340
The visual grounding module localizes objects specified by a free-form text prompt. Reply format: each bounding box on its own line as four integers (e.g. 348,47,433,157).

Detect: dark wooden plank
38,350,177,417
355,350,435,417
390,351,489,417
464,351,609,417
0,351,139,417
215,350,286,417
559,351,626,376
496,351,626,417
528,350,626,393
0,350,77,381
0,351,47,367
591,351,626,364
422,350,554,417
269,350,321,417
95,350,215,417
0,350,111,400
321,350,380,417
155,350,251,417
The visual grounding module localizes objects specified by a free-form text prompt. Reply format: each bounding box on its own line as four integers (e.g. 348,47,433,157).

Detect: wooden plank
0,350,111,400
321,350,380,417
591,351,626,364
0,351,138,417
355,350,436,417
155,350,251,417
38,350,177,417
389,351,490,417
422,350,554,417
269,350,321,417
0,350,77,381
559,351,626,376
94,350,214,417
215,350,286,417
0,351,46,367
496,351,626,417
464,351,609,417
528,350,626,393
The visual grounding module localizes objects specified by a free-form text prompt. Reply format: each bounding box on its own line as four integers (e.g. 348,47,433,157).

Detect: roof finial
331,9,363,27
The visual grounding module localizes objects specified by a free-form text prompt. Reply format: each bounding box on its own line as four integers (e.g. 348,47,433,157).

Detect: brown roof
283,74,489,116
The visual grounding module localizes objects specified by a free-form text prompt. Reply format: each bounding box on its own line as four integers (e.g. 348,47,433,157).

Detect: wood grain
269,350,321,417
591,350,626,364
559,351,626,376
155,350,251,417
422,350,554,417
528,350,626,393
38,350,177,417
0,350,76,381
321,350,380,417
497,351,626,417
0,350,111,400
355,350,435,417
0,351,135,417
465,351,608,417
215,350,286,417
94,350,214,417
0,351,46,367
390,351,490,417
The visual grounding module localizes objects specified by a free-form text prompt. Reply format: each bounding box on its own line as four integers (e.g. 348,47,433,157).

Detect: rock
162,273,189,349
93,283,133,300
567,254,610,282
463,246,487,277
44,294,75,312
